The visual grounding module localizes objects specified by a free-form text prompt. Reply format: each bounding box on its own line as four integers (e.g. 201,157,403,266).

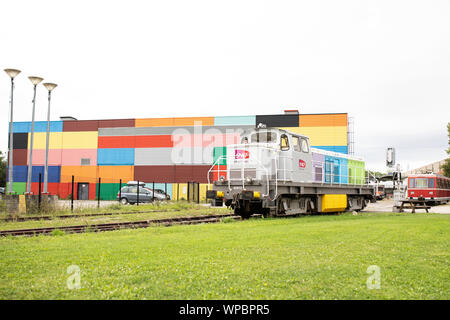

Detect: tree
442,123,450,177
0,151,6,187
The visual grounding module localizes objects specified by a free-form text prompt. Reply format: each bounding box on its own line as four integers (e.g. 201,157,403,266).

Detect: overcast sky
1,0,449,172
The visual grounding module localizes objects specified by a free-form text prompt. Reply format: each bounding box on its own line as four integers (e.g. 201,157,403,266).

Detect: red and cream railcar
407,174,450,204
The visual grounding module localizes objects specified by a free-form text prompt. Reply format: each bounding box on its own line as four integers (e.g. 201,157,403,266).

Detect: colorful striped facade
7,113,349,200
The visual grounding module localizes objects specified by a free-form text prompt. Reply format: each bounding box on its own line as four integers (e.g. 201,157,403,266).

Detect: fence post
38,173,42,210
165,183,167,200
177,183,179,201
187,181,190,202
152,181,155,202
119,179,122,203
137,180,140,206
98,177,101,208
197,182,200,204
71,175,74,212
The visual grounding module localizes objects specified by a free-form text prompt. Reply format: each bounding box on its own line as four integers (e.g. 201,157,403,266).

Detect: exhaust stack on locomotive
207,126,376,218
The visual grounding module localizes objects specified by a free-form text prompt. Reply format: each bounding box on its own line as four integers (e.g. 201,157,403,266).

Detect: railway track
0,209,184,222
0,213,240,237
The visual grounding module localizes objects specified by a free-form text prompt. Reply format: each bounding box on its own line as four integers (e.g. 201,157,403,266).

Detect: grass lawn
0,212,448,299
0,200,216,218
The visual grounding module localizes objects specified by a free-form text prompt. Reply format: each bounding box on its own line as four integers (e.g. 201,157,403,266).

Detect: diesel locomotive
206,126,376,218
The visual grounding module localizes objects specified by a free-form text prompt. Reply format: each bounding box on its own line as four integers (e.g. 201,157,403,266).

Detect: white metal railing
208,146,372,201
207,154,273,197
210,157,369,186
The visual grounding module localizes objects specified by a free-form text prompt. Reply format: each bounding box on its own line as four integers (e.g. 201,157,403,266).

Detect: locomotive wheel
234,207,252,219
234,200,252,219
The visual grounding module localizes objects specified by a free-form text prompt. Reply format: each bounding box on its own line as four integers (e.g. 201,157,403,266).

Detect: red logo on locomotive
299,159,306,168
235,149,250,160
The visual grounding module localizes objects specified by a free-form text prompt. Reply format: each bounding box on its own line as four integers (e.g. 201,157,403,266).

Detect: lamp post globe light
4,69,21,195
26,76,44,194
42,82,57,194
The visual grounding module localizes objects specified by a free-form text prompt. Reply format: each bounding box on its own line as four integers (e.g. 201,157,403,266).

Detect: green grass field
0,212,448,299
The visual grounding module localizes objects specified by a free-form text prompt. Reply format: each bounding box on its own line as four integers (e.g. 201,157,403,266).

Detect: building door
77,183,89,200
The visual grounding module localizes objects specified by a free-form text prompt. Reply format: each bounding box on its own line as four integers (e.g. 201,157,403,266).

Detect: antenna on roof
256,123,266,129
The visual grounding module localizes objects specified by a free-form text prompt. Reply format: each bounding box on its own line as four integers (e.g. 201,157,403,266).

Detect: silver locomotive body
207,127,375,218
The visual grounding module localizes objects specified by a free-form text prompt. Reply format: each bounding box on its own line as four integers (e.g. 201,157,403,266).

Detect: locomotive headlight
219,176,225,183
245,176,253,184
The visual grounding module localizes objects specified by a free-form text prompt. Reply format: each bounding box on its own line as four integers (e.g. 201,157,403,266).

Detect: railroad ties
0,214,241,237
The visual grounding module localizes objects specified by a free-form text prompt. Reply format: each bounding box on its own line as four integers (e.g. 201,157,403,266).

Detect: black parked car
117,186,167,204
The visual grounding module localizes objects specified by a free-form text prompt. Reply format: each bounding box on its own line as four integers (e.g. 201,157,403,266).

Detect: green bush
50,229,65,236
221,216,235,223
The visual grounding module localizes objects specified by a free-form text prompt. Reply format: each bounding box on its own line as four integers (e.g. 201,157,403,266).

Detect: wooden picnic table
395,199,431,213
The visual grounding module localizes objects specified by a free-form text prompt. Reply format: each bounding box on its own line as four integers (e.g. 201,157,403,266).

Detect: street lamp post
42,82,57,194
4,69,21,195
26,76,44,194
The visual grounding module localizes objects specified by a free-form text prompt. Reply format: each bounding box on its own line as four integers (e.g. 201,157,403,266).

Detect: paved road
365,199,450,214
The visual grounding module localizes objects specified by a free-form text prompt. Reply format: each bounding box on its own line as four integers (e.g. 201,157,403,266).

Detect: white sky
1,0,449,172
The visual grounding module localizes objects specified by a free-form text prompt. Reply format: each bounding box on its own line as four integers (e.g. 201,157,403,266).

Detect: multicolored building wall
7,112,349,200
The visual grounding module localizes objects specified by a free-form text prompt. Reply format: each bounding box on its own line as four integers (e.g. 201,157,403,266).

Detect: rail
0,213,239,237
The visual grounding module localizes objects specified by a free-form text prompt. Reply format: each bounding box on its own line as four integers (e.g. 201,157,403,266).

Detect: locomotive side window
408,178,415,188
292,136,301,152
428,178,435,188
315,167,323,182
301,138,309,153
280,134,290,151
251,131,277,143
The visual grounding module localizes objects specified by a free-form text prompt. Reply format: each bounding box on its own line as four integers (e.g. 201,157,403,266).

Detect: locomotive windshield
250,131,277,143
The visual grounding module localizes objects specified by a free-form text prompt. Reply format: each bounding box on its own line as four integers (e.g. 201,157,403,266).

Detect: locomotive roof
244,127,309,139
242,127,365,161
310,147,364,161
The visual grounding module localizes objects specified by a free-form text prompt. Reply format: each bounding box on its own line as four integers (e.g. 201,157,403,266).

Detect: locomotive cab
235,128,313,183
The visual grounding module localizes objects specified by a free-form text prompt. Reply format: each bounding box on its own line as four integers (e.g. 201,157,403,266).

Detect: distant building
403,159,448,176
7,110,352,200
